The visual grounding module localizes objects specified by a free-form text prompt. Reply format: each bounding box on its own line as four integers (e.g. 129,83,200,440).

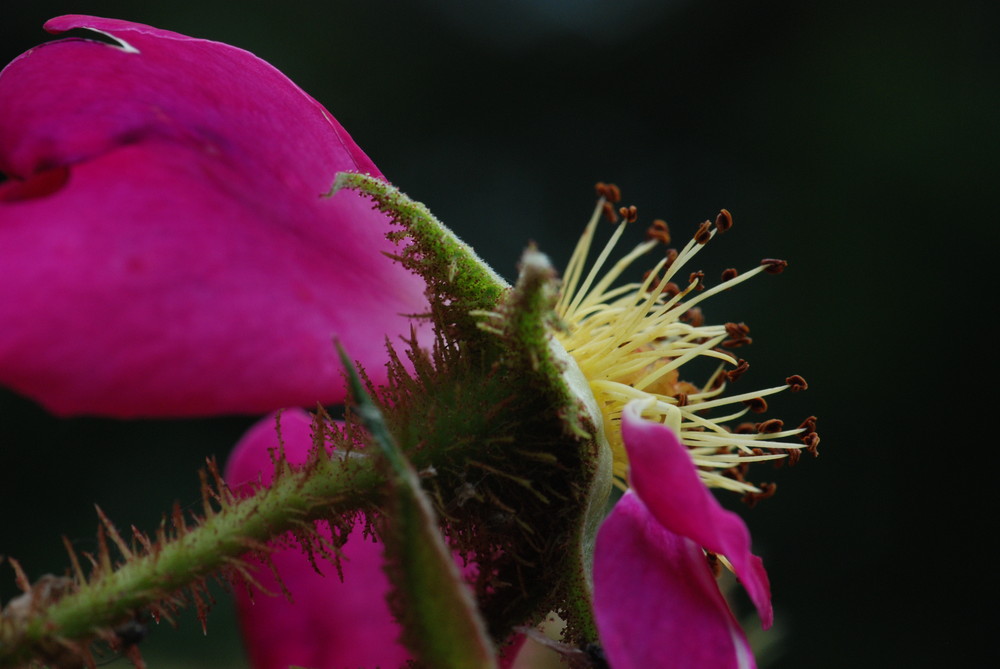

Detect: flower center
553,183,818,500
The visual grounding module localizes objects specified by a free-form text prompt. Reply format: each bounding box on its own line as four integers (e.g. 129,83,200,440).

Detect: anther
594,182,622,203
675,393,688,407
761,258,788,274
721,268,739,282
802,432,821,456
756,418,784,433
646,219,671,244
786,374,808,391
722,336,752,348
725,322,750,338
662,282,681,298
602,202,618,223
798,415,818,433
618,205,638,223
694,220,713,244
784,448,802,467
681,307,704,327
743,397,768,413
664,248,679,269
734,422,756,434
715,208,734,233
726,359,750,382
688,270,705,291
742,482,777,508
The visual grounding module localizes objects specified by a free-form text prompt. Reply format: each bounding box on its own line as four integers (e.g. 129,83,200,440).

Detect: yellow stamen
555,196,808,494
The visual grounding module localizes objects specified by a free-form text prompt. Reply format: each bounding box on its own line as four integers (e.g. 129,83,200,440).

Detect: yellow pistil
554,185,816,496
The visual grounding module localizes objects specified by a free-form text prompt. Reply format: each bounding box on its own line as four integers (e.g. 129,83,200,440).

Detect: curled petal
0,16,427,417
224,409,411,669
620,400,773,628
594,492,755,669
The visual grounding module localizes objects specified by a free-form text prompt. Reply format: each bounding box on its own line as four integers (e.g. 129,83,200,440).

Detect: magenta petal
620,401,773,628
594,492,756,669
224,409,411,669
0,16,427,417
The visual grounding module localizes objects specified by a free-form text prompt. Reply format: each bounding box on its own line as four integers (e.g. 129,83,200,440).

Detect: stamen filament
553,188,814,494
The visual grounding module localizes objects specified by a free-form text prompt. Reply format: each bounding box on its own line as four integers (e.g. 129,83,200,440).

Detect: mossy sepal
338,344,497,669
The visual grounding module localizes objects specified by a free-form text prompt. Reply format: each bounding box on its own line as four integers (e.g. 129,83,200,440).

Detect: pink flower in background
0,16,427,417
225,409,412,669
593,400,770,669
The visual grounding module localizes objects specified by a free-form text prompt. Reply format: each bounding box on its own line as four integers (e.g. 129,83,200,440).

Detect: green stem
0,443,384,667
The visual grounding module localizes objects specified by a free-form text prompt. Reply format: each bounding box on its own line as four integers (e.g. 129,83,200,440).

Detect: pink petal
620,401,773,628
225,409,411,669
0,16,427,417
594,491,755,669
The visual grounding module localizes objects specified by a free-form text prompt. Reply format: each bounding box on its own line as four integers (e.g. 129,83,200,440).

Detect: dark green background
2,1,995,667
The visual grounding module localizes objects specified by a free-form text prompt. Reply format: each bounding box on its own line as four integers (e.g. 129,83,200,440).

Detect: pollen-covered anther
646,219,671,244
618,205,638,223
602,202,618,223
802,431,821,456
761,258,788,274
722,336,753,349
742,397,768,413
756,418,784,434
688,270,705,291
786,374,808,391
726,359,750,382
779,447,802,468
675,393,689,407
725,322,750,338
663,248,679,270
799,415,818,433
594,181,622,203
662,282,681,298
721,268,739,282
680,307,704,327
715,208,734,233
694,220,713,244
723,321,752,348
742,482,777,508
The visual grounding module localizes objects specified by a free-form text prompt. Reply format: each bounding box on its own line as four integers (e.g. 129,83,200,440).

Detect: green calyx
335,174,613,643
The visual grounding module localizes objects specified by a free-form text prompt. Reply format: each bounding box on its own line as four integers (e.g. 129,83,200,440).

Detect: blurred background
1,0,995,667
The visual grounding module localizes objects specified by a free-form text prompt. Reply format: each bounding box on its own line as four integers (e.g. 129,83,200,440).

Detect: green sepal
338,345,498,669
329,173,508,347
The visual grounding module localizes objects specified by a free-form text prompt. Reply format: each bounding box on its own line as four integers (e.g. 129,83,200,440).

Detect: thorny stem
0,442,384,668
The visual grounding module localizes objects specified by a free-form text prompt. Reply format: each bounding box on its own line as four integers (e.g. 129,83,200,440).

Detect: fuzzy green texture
368,250,608,643
340,346,496,668
330,173,514,359
330,172,508,312
0,430,384,668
